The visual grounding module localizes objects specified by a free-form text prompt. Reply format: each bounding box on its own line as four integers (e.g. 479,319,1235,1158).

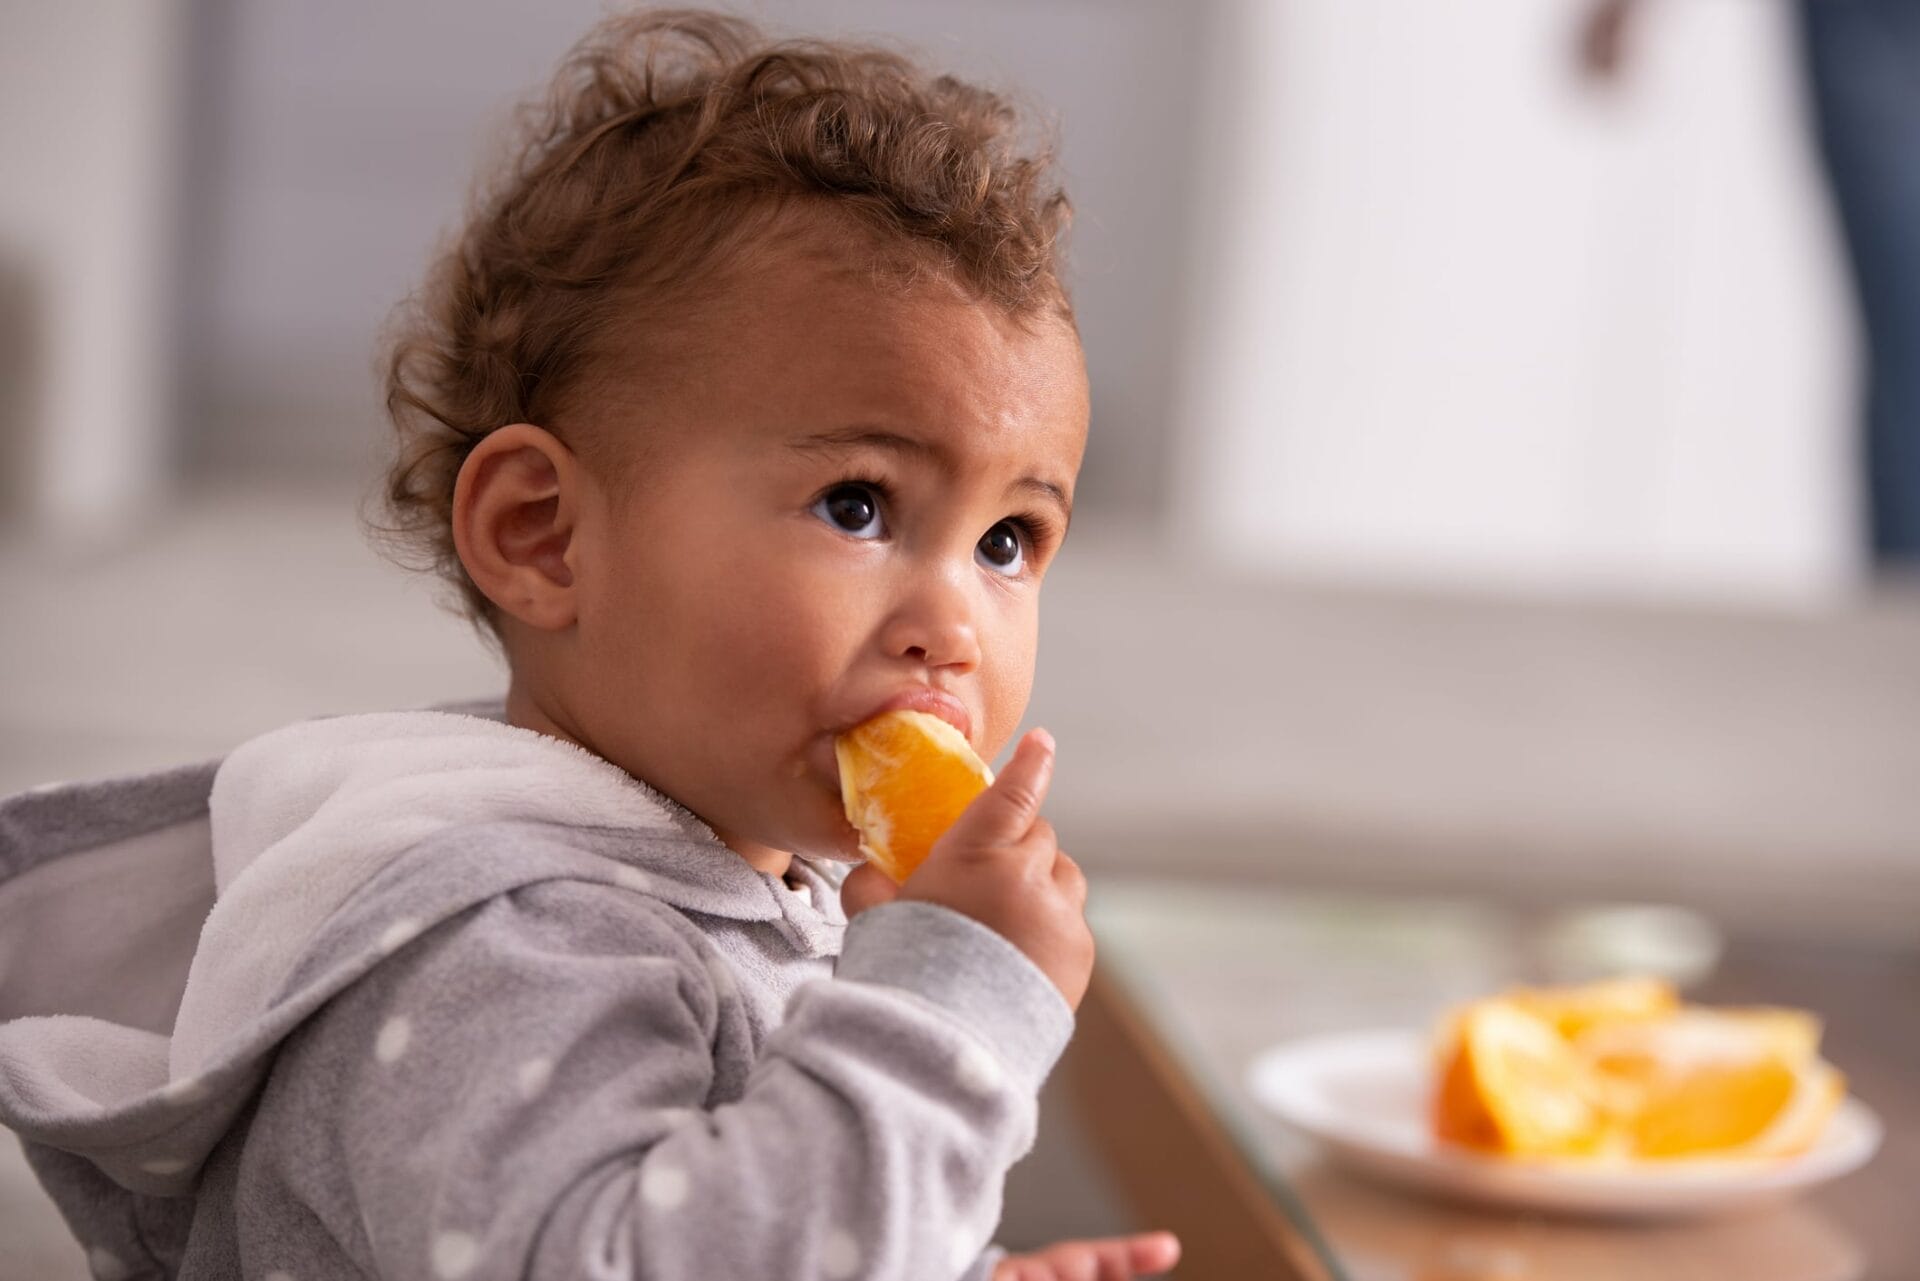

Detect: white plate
1246,1029,1883,1220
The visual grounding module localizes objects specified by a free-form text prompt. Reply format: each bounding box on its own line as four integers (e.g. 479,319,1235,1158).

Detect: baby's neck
711,828,795,880
503,681,795,881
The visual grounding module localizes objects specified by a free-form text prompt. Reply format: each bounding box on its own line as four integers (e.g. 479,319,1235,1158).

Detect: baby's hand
992,1231,1181,1280
840,728,1094,1010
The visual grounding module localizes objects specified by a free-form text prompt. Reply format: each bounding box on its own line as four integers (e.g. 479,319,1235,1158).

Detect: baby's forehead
758,298,1081,469
663,244,1082,429
576,220,1087,495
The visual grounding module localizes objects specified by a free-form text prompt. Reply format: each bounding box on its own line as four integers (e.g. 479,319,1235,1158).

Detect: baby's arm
260,876,1070,1280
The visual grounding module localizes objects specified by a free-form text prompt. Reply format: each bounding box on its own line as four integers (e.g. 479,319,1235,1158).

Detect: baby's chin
801,845,868,867
787,772,864,860
775,786,866,864
788,818,866,865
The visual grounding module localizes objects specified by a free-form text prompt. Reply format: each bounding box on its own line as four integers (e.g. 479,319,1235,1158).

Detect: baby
0,8,1178,1280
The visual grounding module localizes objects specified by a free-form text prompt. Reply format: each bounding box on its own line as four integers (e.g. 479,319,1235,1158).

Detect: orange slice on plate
1629,1057,1844,1158
1575,1009,1844,1159
835,709,993,884
1432,980,1847,1163
1434,1002,1609,1158
1506,974,1680,1040
1576,1007,1824,1080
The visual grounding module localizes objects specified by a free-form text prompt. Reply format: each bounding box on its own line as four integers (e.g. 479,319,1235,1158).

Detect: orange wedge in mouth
834,709,993,884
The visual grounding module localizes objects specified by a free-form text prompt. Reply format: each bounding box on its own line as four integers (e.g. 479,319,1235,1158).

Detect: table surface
1086,878,1917,1281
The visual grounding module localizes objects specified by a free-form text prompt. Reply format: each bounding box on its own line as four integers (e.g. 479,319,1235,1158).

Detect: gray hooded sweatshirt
0,698,1073,1280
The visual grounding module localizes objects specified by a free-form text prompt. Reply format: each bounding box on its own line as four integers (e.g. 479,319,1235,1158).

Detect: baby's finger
1125,1231,1181,1275
1049,1233,1181,1281
1052,850,1088,909
838,861,900,918
1037,1240,1125,1281
944,727,1055,848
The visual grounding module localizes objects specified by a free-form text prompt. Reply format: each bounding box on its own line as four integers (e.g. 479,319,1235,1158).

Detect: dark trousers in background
1799,0,1920,565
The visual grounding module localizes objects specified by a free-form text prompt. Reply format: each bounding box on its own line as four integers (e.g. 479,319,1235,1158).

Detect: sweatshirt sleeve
256,880,1072,1281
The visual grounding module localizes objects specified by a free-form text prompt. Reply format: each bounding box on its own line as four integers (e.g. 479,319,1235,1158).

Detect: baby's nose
882,574,982,671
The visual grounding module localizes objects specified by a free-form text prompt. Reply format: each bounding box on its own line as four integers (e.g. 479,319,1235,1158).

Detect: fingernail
1031,727,1055,756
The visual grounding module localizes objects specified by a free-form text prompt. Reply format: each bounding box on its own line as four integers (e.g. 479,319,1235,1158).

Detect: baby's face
556,247,1088,866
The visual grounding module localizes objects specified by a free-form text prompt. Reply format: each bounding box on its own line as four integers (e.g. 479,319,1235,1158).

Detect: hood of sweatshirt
0,697,845,1200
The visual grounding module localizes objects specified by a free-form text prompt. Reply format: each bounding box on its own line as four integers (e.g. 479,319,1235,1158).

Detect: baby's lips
846,685,973,742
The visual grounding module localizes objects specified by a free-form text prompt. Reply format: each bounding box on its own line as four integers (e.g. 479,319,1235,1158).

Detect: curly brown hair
361,7,1075,654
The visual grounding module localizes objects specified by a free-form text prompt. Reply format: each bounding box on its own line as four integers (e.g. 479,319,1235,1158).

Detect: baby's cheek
730,566,864,697
979,616,1039,758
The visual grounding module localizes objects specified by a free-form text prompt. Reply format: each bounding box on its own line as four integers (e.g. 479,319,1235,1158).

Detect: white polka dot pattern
87,1247,130,1281
705,952,738,1002
820,1228,862,1279
640,1161,691,1210
432,1229,479,1278
516,1056,554,1099
949,1229,979,1272
375,1016,412,1063
378,917,424,954
160,1076,210,1105
953,1039,1004,1095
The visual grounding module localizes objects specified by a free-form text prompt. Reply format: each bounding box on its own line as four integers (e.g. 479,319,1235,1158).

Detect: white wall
0,1,190,540
1174,0,1859,604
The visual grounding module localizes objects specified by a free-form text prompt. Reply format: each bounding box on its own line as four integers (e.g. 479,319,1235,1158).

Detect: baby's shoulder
297,819,719,993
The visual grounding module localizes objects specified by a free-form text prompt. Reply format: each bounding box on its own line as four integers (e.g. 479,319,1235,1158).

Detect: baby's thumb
947,728,1055,847
839,861,901,918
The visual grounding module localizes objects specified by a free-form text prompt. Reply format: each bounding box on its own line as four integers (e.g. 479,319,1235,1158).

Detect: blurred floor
2,476,1917,1269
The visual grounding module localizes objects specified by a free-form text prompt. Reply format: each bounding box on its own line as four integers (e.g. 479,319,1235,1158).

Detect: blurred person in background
1582,0,1920,572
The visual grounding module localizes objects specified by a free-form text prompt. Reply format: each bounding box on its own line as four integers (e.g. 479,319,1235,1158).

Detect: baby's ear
451,423,582,632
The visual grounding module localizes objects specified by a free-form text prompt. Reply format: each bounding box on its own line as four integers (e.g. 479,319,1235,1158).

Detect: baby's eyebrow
787,426,1072,526
787,426,942,466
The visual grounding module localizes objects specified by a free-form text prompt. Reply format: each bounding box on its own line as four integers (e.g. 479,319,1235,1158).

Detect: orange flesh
1431,978,1846,1163
834,709,993,884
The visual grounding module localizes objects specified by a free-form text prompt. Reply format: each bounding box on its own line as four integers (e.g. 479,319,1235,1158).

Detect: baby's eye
812,483,886,539
975,520,1026,577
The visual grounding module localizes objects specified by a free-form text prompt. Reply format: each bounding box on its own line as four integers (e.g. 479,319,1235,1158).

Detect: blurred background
3,0,1917,1271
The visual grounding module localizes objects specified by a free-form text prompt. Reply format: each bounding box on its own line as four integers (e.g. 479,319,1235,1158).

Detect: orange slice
1433,1002,1609,1157
1431,980,1847,1163
1428,975,1678,1090
1733,1061,1846,1159
834,709,993,884
1575,1009,1842,1159
1627,1057,1843,1158
1506,975,1679,1040
1577,1007,1823,1080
